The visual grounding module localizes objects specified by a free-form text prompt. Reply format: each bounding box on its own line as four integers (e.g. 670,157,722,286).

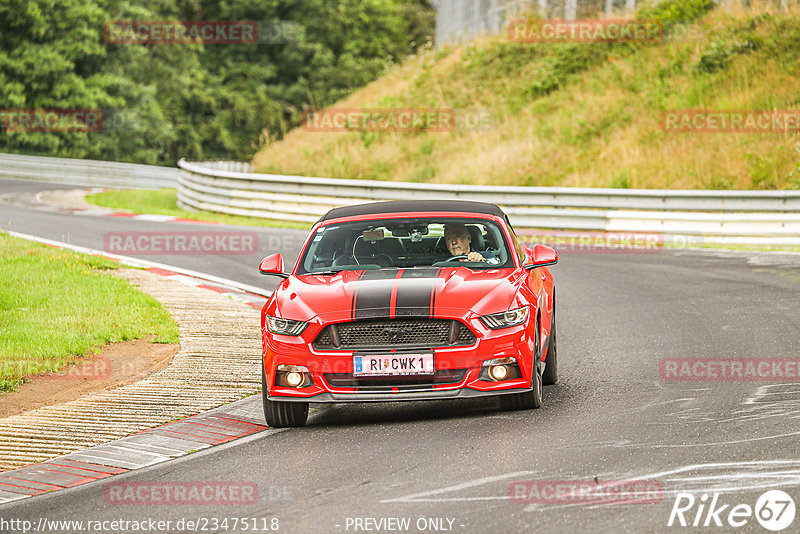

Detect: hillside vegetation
253,0,800,189
0,0,433,164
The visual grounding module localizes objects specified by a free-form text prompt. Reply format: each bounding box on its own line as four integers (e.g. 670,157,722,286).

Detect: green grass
85,188,311,229
0,232,180,392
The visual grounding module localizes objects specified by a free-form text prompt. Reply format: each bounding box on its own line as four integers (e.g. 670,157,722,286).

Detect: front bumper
263,314,538,403
267,387,533,403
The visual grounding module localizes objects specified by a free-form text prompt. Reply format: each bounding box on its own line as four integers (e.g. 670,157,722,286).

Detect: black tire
262,365,309,427
500,319,543,411
542,293,558,386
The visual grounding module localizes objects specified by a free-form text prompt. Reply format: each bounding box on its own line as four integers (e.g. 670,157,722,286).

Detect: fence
432,0,640,45
432,0,799,45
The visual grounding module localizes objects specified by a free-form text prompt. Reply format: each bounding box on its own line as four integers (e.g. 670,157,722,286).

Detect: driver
443,223,492,263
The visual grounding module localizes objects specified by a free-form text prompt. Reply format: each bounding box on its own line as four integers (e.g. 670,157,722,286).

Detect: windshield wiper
305,269,347,276
304,263,383,275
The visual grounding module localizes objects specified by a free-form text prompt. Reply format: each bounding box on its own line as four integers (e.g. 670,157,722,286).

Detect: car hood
271,267,525,322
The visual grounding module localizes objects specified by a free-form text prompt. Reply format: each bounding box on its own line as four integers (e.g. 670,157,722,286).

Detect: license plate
353,353,434,377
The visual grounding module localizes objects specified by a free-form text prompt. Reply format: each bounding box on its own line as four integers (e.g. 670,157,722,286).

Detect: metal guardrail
178,159,800,237
3,152,798,239
0,153,177,189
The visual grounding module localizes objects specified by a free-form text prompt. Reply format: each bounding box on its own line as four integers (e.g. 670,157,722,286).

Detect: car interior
303,220,505,272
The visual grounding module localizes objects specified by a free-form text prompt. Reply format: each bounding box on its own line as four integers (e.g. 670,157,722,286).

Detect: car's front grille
313,319,476,349
315,329,333,346
323,369,467,391
456,323,474,343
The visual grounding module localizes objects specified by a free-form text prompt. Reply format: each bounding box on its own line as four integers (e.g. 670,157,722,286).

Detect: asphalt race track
2,178,800,533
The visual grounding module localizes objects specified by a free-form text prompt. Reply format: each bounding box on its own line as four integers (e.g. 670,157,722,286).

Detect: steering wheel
444,255,468,262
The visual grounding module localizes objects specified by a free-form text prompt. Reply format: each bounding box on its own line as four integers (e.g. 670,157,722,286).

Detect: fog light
276,364,313,388
489,365,509,381
480,357,522,382
285,372,303,387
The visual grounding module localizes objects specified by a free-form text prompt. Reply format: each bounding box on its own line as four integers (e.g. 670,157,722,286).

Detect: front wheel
542,295,558,386
500,360,543,410
500,320,543,411
262,365,308,427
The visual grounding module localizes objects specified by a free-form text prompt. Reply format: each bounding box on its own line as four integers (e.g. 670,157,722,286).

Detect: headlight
479,306,529,329
266,315,309,336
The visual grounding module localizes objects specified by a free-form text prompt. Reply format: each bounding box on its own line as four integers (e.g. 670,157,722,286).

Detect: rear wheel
262,364,309,427
500,319,543,411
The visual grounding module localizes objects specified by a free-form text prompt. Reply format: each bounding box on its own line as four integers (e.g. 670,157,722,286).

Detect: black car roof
317,200,507,222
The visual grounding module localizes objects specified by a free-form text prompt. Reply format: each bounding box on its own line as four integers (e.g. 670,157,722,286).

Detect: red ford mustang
258,200,558,427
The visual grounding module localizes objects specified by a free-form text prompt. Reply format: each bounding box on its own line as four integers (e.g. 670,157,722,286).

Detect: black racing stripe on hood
430,268,442,316
394,268,441,317
350,271,367,321
353,270,398,320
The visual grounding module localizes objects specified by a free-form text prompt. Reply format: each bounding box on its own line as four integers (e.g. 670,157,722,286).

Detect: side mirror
524,244,558,269
259,253,288,278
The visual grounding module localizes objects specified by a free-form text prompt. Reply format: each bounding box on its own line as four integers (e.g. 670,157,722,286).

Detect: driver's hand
466,251,485,262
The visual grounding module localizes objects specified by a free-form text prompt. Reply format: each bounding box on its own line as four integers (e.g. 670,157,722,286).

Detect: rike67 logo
668,490,796,531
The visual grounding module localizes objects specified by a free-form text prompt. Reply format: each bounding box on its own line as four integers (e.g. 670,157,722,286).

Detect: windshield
297,217,514,274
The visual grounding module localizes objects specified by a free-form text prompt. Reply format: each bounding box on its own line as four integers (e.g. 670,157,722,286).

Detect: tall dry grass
253,2,800,189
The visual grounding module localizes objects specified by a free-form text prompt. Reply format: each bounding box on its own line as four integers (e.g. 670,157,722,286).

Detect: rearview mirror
524,244,558,269
259,253,288,278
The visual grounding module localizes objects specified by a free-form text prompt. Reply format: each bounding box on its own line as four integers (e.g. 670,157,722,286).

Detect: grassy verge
85,188,311,229
0,232,180,392
252,0,800,190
